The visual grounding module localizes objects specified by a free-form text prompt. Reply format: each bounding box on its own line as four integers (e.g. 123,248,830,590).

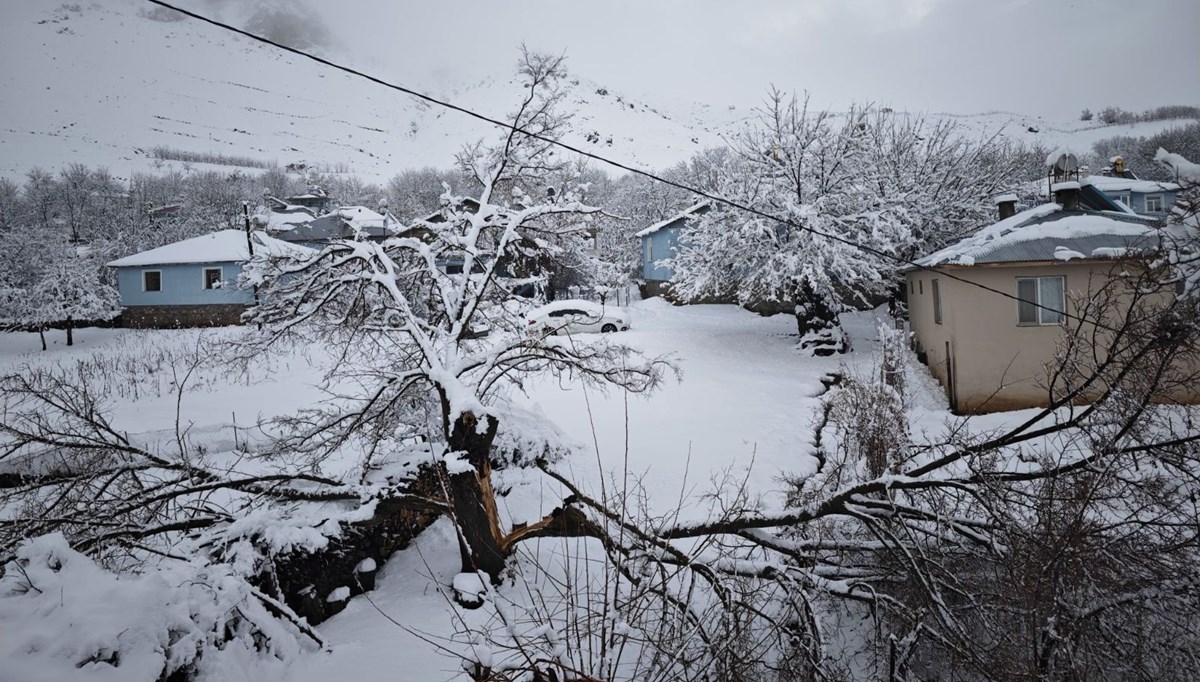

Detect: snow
326,587,351,603
335,206,389,232
106,230,311,267
993,193,1018,204
1050,181,1080,192
634,201,710,237
1155,148,1200,186
915,203,1158,267
1082,175,1180,194
1053,246,1086,261
1045,146,1080,168
0,534,309,682
355,558,377,573
527,299,629,323
451,571,490,607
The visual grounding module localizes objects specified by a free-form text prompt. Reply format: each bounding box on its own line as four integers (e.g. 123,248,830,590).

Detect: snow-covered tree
670,91,1017,353
242,49,667,582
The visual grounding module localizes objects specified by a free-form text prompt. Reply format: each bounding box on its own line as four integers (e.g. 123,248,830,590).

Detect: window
932,279,942,324
919,280,924,295
909,280,914,295
142,270,162,292
203,267,223,290
1144,194,1164,213
646,240,654,262
1016,276,1065,325
1116,193,1131,207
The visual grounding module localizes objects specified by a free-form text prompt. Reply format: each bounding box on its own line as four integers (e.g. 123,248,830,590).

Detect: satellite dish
1052,152,1079,174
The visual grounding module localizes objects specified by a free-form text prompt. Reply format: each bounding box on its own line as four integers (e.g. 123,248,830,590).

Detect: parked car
527,300,630,335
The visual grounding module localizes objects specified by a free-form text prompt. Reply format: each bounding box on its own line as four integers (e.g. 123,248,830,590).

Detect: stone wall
121,304,248,329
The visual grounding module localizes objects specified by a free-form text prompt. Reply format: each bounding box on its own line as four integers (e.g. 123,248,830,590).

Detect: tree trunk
444,409,507,583
794,283,846,356
65,316,73,347
38,327,47,352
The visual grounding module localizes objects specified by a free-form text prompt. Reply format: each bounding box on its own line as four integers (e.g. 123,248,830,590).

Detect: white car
527,300,630,336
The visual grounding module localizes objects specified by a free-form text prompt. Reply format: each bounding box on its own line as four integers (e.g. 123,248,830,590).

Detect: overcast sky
300,0,1199,120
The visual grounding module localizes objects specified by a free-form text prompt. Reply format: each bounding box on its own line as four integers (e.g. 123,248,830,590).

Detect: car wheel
601,323,618,333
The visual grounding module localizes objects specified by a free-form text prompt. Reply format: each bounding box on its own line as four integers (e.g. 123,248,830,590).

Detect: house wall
907,261,1194,413
1125,189,1177,216
640,226,681,283
116,262,254,307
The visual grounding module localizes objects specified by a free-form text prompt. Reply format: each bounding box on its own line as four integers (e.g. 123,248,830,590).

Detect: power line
144,0,1162,337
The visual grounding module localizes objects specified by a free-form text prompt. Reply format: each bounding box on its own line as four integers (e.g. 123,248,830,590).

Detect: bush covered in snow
0,534,314,682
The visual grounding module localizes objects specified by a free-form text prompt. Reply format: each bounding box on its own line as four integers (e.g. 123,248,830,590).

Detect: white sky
302,0,1198,120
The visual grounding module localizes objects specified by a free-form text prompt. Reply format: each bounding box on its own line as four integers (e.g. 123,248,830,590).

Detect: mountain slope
1,1,1192,184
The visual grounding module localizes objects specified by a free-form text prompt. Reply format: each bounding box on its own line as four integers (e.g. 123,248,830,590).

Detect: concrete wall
121,303,248,328
116,262,254,307
907,260,1194,413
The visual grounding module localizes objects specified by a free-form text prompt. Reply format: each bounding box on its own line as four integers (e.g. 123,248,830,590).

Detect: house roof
107,230,310,267
635,201,711,238
1081,175,1180,194
276,206,395,242
914,204,1162,268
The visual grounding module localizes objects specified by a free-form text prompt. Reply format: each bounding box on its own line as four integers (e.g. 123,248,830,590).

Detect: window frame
1116,193,1131,207
1015,275,1066,326
202,266,223,290
1144,193,1164,213
932,278,943,324
142,269,162,293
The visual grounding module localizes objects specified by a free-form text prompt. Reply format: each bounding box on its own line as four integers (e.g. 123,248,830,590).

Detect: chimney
1052,181,1082,211
994,193,1018,220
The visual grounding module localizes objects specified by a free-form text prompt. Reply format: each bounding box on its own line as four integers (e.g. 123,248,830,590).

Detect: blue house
636,201,710,298
107,229,307,328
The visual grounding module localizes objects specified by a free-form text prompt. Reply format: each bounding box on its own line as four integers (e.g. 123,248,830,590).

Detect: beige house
906,188,1194,414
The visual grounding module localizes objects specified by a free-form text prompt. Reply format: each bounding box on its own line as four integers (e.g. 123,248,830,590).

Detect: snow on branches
669,91,1017,350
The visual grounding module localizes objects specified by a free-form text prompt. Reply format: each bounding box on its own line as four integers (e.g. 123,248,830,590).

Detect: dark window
909,280,914,295
143,270,161,292
919,280,924,295
1016,276,1065,325
203,267,222,290
932,279,942,324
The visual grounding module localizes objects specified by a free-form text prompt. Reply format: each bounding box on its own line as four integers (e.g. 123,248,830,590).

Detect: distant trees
1080,108,1094,121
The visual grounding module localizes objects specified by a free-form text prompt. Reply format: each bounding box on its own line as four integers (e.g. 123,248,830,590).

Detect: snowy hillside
1,0,1193,184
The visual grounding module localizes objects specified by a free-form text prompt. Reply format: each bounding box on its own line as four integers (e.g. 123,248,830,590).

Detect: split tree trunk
65,316,73,347
444,409,507,582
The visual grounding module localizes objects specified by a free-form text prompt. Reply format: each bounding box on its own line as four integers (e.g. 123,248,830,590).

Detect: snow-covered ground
0,300,883,679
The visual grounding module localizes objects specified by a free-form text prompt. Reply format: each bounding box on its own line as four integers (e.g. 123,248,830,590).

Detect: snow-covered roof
914,204,1161,268
255,206,317,232
635,201,711,238
107,230,310,267
276,206,395,242
1082,175,1180,194
336,206,388,232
